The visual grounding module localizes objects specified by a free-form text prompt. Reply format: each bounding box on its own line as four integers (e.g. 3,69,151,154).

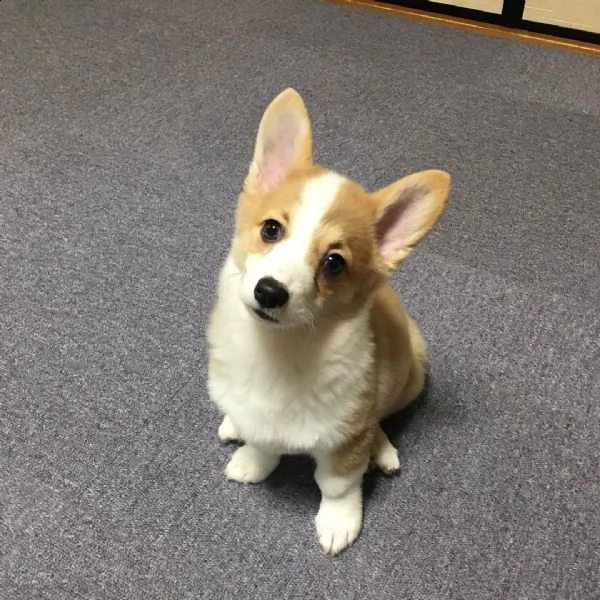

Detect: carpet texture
1,0,599,598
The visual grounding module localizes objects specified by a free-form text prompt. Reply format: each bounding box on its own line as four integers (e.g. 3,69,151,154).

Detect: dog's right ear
244,88,313,195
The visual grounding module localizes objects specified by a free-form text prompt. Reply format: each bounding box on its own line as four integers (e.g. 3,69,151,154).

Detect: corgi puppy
207,88,450,555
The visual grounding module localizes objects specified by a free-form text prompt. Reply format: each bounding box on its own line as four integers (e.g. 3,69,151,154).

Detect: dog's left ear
371,170,451,270
245,88,313,194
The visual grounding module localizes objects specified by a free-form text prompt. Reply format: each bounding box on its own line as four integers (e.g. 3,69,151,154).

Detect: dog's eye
261,219,284,243
322,253,346,276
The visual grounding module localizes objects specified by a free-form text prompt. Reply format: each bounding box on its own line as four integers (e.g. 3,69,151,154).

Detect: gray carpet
1,0,599,598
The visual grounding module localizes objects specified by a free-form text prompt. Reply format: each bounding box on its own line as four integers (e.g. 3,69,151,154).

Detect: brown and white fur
207,88,451,555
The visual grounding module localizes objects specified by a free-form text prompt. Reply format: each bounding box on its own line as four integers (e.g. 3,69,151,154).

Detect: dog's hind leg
371,425,400,474
392,316,428,413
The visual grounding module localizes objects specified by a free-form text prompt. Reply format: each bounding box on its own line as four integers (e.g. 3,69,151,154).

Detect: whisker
301,303,316,337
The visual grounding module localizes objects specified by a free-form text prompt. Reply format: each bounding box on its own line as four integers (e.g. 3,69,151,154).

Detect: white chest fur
207,256,374,455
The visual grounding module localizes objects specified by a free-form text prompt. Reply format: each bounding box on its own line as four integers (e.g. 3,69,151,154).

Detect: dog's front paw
218,416,240,443
225,445,280,484
315,496,363,556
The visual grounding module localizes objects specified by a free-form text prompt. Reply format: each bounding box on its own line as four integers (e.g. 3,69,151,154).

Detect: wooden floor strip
328,0,600,57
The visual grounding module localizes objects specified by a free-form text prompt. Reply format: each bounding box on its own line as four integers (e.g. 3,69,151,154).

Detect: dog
207,88,450,555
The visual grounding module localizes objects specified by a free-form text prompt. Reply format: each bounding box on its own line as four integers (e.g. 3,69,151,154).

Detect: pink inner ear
256,114,301,192
376,186,427,258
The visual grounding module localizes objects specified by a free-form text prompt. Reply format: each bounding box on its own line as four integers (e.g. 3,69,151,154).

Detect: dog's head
230,89,451,329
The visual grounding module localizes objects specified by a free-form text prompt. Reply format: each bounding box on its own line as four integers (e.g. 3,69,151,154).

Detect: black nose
254,277,289,309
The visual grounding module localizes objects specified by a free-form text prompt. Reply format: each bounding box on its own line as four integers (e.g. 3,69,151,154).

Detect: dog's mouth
252,308,279,323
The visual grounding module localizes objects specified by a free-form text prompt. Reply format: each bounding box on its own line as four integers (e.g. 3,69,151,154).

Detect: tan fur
232,166,326,267
210,88,451,555
310,180,383,311
304,179,443,475
329,285,428,475
331,426,375,476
